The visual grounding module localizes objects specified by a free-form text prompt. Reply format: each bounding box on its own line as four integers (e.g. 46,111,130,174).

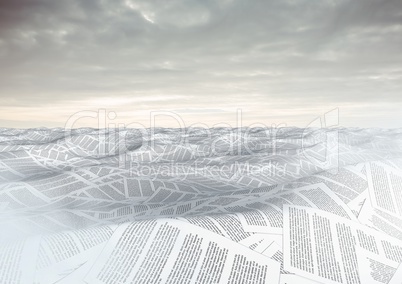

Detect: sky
0,0,401,129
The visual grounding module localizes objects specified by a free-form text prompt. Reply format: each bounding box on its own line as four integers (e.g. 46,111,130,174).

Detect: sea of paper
1,127,402,283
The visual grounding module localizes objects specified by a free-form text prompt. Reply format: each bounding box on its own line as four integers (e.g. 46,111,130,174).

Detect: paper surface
2,128,402,283
283,205,402,284
84,218,281,283
236,183,356,234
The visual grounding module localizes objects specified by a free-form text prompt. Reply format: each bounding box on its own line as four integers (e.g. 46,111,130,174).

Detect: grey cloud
0,0,401,127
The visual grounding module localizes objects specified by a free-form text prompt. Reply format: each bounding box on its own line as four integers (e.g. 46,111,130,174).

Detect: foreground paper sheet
283,205,402,284
388,263,402,284
366,161,402,217
0,236,40,284
356,247,398,284
236,183,356,234
85,218,281,283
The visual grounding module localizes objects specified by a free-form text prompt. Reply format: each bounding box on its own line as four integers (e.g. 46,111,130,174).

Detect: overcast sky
1,0,401,128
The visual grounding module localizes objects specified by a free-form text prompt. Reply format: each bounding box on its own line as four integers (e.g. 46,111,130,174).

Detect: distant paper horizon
1,0,401,128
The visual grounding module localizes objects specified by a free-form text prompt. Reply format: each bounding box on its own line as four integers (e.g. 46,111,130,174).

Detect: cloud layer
1,0,401,127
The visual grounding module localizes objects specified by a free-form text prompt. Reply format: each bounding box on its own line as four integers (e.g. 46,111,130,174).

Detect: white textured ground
1,127,402,283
